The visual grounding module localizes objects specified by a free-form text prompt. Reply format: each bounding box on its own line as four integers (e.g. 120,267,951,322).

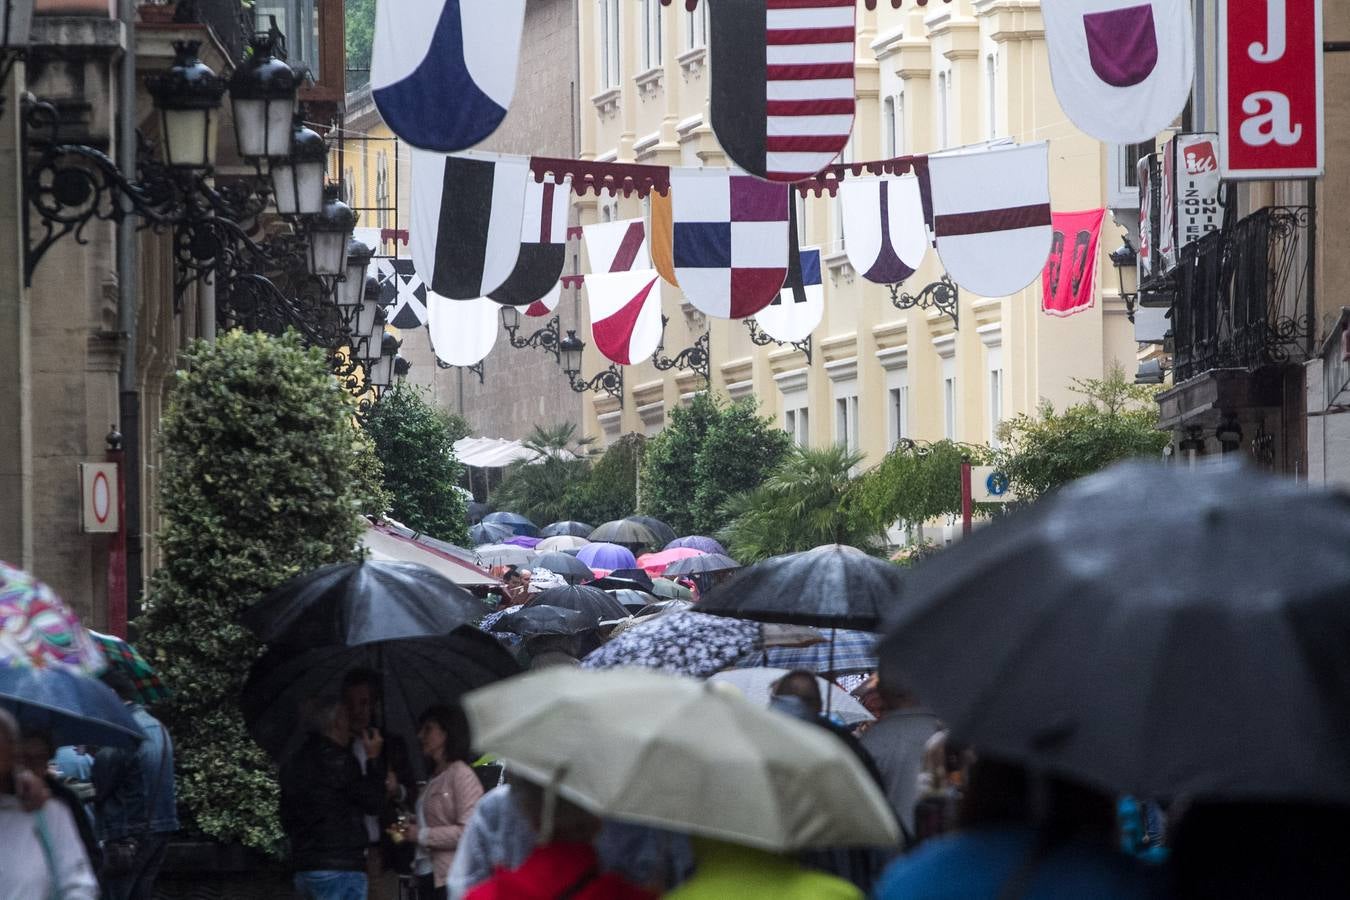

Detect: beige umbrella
536,535,590,553
463,668,899,852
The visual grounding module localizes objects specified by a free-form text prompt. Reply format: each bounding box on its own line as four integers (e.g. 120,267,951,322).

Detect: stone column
0,61,33,568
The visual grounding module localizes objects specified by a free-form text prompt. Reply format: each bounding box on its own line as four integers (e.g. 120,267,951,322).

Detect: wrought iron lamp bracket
653,314,711,383
744,317,813,365
436,357,486,384
566,365,624,406
888,274,960,329
504,313,562,362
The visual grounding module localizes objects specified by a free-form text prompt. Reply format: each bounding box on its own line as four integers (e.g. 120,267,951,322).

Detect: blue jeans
294,869,368,900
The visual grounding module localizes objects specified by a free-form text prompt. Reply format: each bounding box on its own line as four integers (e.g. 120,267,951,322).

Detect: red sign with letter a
1219,0,1324,179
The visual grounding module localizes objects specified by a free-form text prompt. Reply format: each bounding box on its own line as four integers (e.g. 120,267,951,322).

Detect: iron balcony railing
1171,206,1314,383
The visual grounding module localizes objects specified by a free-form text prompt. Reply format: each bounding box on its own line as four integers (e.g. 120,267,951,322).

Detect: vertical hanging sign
1219,0,1324,179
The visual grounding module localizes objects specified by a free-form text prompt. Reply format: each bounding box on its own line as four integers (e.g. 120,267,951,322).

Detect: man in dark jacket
280,696,387,900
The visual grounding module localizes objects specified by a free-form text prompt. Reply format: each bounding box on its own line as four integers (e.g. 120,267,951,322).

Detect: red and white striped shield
710,0,857,183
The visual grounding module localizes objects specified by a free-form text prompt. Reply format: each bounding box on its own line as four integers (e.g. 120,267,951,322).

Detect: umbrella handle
825,629,836,716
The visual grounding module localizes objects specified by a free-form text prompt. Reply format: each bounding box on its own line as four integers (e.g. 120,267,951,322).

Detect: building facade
570,0,1139,469
338,0,588,443
0,0,346,624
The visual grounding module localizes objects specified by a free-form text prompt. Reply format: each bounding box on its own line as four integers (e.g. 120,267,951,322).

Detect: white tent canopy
453,436,578,469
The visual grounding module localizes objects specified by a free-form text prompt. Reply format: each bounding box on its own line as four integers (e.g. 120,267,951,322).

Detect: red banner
1219,0,1324,179
1042,209,1105,318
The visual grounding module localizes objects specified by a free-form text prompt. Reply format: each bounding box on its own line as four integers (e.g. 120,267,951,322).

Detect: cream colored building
572,0,1139,462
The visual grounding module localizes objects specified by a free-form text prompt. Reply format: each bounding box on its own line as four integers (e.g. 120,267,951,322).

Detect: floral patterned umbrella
0,561,104,674
580,611,760,678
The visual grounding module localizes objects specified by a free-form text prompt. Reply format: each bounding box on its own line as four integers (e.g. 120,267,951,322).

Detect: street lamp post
145,41,227,171
1109,237,1139,323
305,184,357,278
271,114,328,216
559,330,624,405
227,32,299,161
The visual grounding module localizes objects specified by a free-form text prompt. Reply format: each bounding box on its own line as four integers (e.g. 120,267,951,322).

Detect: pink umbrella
635,547,705,576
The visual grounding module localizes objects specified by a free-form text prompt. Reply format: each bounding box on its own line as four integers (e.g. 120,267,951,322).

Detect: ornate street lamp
271,114,327,216
368,332,401,392
1109,237,1139,322
394,355,412,383
305,184,356,277
355,275,387,356
500,304,561,362
338,239,374,312
145,41,227,171
228,32,299,160
559,329,624,404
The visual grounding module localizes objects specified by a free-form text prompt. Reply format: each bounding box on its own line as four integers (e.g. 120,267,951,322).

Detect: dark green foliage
849,440,995,528
490,424,594,524
996,367,1168,501
363,384,470,544
564,433,645,525
344,0,376,90
640,395,789,536
718,444,885,563
137,331,382,854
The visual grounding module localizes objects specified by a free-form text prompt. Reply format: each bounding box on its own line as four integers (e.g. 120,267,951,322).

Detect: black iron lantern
394,355,412,382
305,183,357,277
229,32,299,160
356,275,386,349
339,239,374,309
146,41,227,170
560,329,585,374
501,303,521,332
271,114,327,216
368,332,401,390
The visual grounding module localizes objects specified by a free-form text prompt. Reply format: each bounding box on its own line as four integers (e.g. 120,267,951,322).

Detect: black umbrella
241,561,484,651
241,626,519,764
540,520,595,538
533,552,596,583
607,588,660,613
483,511,540,537
663,553,742,578
626,515,677,548
524,585,630,622
698,544,903,631
470,522,515,545
879,460,1350,805
589,519,658,548
490,605,601,637
590,569,656,593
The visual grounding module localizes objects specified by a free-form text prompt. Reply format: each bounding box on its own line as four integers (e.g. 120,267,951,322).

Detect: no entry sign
1219,0,1325,179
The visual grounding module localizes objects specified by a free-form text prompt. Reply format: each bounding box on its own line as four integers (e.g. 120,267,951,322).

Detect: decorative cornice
976,322,1003,350
591,86,620,119
635,66,664,100
876,344,911,371
872,318,910,350
677,46,707,81
825,356,859,383
774,367,810,394
932,331,958,359
636,400,666,425
726,379,755,401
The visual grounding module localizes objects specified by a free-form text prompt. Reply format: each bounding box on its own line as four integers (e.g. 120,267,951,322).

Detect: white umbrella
475,544,534,568
463,668,899,852
536,535,590,553
709,668,874,727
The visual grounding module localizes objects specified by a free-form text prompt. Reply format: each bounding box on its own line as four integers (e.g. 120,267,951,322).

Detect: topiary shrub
138,330,384,854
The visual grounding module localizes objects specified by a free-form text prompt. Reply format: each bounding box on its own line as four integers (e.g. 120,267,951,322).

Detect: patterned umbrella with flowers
0,561,105,673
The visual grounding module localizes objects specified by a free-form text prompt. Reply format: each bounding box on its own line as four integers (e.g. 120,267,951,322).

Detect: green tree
564,433,645,525
363,384,470,544
491,424,593,523
344,0,376,90
138,331,383,854
849,440,994,529
641,395,789,535
996,366,1168,501
718,444,885,563
692,400,792,535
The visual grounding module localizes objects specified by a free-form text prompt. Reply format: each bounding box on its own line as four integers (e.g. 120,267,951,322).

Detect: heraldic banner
1041,208,1106,318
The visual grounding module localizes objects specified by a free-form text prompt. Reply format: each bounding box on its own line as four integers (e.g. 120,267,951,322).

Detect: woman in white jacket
0,708,99,900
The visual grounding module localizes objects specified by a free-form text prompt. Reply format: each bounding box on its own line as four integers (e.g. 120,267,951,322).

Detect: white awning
452,437,579,469
361,521,500,587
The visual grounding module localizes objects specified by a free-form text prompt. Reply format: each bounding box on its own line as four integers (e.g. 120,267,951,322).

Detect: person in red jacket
464,776,655,900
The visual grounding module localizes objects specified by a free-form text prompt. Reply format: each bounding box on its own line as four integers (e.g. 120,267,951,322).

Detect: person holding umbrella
0,708,99,900
401,704,483,900
280,695,388,900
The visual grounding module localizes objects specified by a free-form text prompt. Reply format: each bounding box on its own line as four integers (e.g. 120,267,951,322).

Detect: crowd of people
0,671,178,900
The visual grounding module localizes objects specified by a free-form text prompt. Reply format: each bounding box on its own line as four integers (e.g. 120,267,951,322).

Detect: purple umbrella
576,542,638,571
503,535,542,549
666,535,727,555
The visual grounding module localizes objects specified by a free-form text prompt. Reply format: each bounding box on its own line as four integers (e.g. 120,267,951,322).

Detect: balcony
1171,206,1314,384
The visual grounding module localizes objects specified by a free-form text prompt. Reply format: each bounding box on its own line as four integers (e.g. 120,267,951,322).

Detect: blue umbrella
576,542,638,571
0,667,145,748
666,535,728,555
482,511,540,537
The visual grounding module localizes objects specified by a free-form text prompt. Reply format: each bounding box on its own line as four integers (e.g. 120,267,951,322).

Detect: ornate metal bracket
566,365,624,406
653,315,711,384
504,314,561,363
436,356,486,384
744,317,813,365
889,274,959,330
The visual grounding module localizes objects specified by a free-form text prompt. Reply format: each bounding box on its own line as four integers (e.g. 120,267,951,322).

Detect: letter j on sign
1219,0,1324,179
